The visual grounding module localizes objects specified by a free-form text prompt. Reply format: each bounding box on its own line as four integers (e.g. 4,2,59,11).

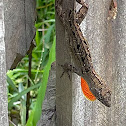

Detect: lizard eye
69,9,72,17
72,31,75,36
77,44,80,50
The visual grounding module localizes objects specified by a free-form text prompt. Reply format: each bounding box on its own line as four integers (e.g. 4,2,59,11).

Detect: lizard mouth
90,82,111,107
88,70,111,107
94,88,111,107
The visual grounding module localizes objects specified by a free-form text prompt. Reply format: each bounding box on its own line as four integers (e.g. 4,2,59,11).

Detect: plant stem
26,51,32,121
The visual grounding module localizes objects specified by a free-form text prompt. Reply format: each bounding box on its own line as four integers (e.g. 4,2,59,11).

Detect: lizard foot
58,63,73,80
59,63,80,81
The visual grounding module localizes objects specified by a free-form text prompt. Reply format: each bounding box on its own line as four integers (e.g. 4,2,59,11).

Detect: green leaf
7,75,18,92
35,30,41,46
41,24,55,67
41,48,49,68
8,83,41,110
7,69,43,73
19,83,26,125
44,24,55,48
35,19,55,28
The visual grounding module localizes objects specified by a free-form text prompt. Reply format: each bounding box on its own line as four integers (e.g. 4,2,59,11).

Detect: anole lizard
56,0,116,107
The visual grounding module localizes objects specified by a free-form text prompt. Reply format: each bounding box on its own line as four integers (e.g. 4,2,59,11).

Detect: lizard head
89,70,111,107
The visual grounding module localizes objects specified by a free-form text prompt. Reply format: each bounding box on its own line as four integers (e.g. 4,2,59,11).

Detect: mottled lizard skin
55,0,114,107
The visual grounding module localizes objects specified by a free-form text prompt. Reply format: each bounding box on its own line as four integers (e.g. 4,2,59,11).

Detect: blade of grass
8,83,41,110
7,75,18,92
26,37,56,126
19,83,26,125
35,19,55,28
7,69,43,73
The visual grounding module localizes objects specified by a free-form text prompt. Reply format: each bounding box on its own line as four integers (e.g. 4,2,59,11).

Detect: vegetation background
7,0,55,125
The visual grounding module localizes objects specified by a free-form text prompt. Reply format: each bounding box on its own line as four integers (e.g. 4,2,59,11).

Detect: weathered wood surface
4,0,36,70
56,0,73,125
0,0,36,125
0,0,8,125
56,0,126,126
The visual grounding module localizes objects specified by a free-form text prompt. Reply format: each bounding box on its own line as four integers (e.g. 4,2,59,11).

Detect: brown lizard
55,0,112,107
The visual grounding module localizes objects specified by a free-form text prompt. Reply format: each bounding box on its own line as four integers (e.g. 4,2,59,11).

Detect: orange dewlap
81,77,96,101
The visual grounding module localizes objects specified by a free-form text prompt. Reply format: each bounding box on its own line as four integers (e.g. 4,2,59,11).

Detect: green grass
7,0,55,125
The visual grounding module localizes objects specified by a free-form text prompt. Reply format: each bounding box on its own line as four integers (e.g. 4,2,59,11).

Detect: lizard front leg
76,0,88,24
108,0,117,20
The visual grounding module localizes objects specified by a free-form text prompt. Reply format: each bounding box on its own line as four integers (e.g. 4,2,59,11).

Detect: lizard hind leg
76,0,88,25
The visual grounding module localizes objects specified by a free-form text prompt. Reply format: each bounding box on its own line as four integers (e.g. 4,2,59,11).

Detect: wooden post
4,0,36,70
0,0,36,125
55,0,74,125
0,0,8,125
